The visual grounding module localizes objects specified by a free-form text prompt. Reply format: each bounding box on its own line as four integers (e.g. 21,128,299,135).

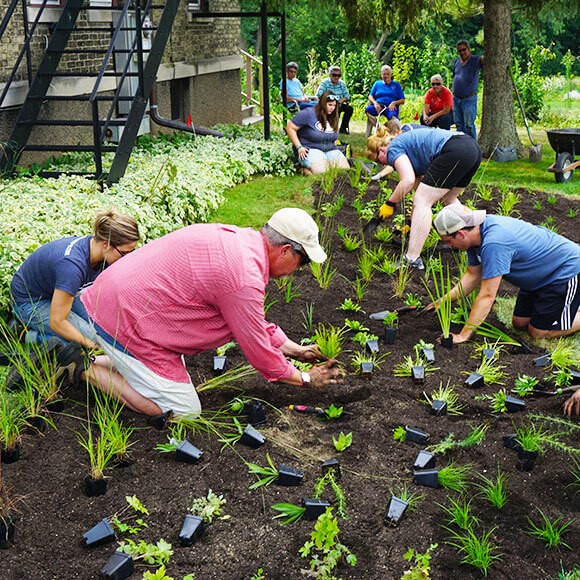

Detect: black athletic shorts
513,274,580,331
422,134,482,189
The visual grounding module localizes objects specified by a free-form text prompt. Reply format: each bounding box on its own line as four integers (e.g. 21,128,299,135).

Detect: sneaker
54,342,86,388
401,255,425,270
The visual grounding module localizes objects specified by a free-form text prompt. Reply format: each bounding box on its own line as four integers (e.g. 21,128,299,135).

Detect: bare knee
512,316,530,330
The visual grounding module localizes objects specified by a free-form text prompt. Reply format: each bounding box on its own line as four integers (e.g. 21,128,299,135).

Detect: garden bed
2,179,579,579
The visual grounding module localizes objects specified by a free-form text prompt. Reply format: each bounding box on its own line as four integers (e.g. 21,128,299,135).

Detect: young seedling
401,543,438,579
438,496,479,530
323,404,344,420
393,426,407,443
190,489,229,524
357,250,376,283
421,381,465,416
512,374,540,397
393,262,412,299
388,482,424,512
404,293,423,308
375,254,398,275
313,467,347,519
446,526,502,576
337,298,364,313
271,502,306,525
246,454,303,489
422,265,453,347
437,462,472,493
393,354,438,379
310,259,338,289
475,466,510,510
427,424,488,455
472,356,507,386
352,331,379,349
497,188,521,217
332,431,352,452
302,303,315,332
343,318,369,333
116,538,173,568
476,389,510,413
313,324,347,359
548,339,576,372
374,226,394,244
350,350,388,375
526,507,575,549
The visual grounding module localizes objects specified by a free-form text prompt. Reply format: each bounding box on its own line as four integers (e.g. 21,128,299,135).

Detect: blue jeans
453,95,478,139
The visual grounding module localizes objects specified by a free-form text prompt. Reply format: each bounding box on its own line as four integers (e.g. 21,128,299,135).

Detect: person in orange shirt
421,74,454,130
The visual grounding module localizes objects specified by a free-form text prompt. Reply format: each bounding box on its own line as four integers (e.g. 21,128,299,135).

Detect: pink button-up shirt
81,224,295,383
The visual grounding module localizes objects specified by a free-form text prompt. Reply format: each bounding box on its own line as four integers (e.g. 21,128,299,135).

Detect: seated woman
10,210,140,350
365,65,405,136
421,74,454,130
286,91,350,175
279,61,317,111
366,124,481,270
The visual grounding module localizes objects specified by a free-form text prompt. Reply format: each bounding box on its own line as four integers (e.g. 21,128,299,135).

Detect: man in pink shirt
71,208,340,417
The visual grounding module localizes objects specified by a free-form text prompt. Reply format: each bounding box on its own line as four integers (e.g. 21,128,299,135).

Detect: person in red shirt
421,74,453,130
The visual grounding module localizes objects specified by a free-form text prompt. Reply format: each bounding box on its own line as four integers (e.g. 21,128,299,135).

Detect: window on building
188,0,209,12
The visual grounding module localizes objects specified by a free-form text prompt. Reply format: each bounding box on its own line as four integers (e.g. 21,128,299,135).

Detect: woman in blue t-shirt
11,210,140,348
286,91,350,175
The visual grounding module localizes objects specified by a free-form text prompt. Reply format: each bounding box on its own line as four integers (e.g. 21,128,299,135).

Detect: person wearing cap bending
69,209,341,419
428,205,580,347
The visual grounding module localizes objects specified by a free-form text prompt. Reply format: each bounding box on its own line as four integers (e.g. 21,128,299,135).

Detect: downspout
149,83,224,137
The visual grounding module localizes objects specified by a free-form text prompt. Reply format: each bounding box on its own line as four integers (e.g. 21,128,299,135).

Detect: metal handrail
240,49,263,112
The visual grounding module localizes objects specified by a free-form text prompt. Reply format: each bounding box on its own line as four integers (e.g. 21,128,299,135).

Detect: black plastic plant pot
431,400,447,416
178,514,204,547
25,415,46,435
440,336,453,350
517,449,539,472
365,339,379,354
100,550,135,580
412,366,425,385
212,355,227,376
482,348,496,361
1,445,20,464
505,395,526,413
175,440,203,464
360,361,374,378
243,401,267,426
405,426,430,445
413,469,440,488
147,410,173,431
421,347,435,363
84,475,107,497
385,496,409,526
533,354,551,367
302,498,331,521
384,327,397,345
413,450,436,470
46,399,65,413
321,458,341,479
239,424,265,449
82,518,116,548
464,372,484,388
0,516,15,549
502,434,522,452
276,464,303,486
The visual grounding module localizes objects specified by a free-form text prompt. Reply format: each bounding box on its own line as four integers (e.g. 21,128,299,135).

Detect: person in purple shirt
452,39,483,139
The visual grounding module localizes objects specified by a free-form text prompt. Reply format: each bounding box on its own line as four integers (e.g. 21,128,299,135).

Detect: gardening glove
378,201,396,220
371,172,383,181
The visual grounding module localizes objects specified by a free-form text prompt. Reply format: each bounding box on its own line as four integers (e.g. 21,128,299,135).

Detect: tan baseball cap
267,208,327,263
434,205,486,236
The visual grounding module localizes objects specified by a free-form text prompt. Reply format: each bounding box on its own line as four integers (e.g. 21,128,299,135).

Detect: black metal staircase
0,0,180,184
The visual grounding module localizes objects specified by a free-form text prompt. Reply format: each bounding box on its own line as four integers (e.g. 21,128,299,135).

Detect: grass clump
526,508,575,549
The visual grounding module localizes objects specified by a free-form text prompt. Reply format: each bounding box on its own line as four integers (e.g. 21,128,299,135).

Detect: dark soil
2,180,579,580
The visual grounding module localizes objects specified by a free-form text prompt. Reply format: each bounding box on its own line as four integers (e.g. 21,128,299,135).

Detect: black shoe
339,128,349,135
400,255,425,270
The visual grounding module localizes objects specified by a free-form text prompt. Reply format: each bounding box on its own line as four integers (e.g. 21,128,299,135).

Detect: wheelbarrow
546,128,580,183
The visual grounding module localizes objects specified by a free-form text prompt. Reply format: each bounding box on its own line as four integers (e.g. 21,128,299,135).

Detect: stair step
28,95,134,101
241,104,255,119
24,145,117,152
242,114,264,126
18,119,126,126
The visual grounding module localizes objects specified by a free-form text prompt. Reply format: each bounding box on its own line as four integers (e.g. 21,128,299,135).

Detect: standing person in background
365,65,405,136
280,61,317,110
421,74,454,130
316,65,353,134
452,40,483,139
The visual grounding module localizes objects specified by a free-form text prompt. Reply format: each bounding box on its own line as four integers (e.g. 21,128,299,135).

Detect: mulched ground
2,178,579,580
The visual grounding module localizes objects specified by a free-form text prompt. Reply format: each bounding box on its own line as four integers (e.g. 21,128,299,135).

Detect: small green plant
352,331,379,348
250,568,265,580
475,182,494,202
375,254,398,274
117,538,173,567
313,324,347,359
0,389,26,453
438,462,472,492
299,508,357,577
374,226,394,243
446,526,502,577
421,381,464,416
475,388,510,413
341,232,363,252
404,293,423,308
473,356,507,385
273,275,302,304
155,422,189,453
332,431,352,452
567,208,578,219
323,404,344,420
215,341,236,357
271,502,306,525
514,421,548,453
321,195,344,218
313,467,347,519
343,319,369,333
512,374,540,397
470,321,522,347
540,215,558,233
393,425,407,442
142,566,175,580
357,250,376,283
401,543,437,580
389,482,424,512
526,507,574,549
110,495,150,535
422,265,453,340
568,457,580,494
533,200,543,211
438,496,479,530
382,311,399,328
350,350,388,374
337,298,363,313
310,259,338,289
393,355,438,378
393,263,412,299
546,192,558,206
245,453,279,490
190,489,229,523
302,303,314,332
352,277,368,301
427,424,488,455
475,466,509,510
497,188,521,217
549,368,573,388
548,338,576,371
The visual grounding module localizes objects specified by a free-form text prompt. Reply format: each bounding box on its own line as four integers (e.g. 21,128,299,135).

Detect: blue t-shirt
386,129,454,175
467,215,580,290
452,55,483,97
369,80,405,107
11,236,102,304
291,107,338,152
279,77,305,100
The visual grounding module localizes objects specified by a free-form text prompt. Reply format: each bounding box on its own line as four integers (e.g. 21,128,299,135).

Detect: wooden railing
240,49,263,113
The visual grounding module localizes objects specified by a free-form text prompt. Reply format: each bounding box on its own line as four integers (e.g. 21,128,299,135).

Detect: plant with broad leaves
401,543,437,580
190,489,229,524
332,431,352,452
337,298,363,313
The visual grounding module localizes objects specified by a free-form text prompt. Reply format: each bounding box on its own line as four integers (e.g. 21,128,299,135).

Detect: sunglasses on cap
431,82,441,86
326,94,340,101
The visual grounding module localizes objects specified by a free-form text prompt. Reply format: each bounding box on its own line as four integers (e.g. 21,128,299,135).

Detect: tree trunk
479,0,523,157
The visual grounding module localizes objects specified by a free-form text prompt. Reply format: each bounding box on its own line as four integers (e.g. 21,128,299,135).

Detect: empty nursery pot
505,396,526,413
175,440,203,464
431,400,447,416
533,354,551,367
384,327,397,345
0,516,15,549
360,361,374,378
243,401,267,426
82,519,116,548
440,336,453,350
413,469,440,488
84,476,107,497
212,355,227,376
413,450,436,470
412,366,425,385
464,372,484,389
1,446,20,464
482,348,496,361
100,550,134,580
302,498,331,520
502,434,522,452
405,426,430,445
321,458,341,479
421,347,435,363
385,496,409,526
178,514,204,547
365,339,379,354
517,449,539,472
276,465,303,486
239,424,265,449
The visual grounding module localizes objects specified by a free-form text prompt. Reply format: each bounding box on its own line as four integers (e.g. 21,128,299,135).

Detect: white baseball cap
267,208,327,263
434,205,486,236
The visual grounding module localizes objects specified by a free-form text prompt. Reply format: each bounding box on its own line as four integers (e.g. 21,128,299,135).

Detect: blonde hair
93,210,140,246
365,122,400,160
